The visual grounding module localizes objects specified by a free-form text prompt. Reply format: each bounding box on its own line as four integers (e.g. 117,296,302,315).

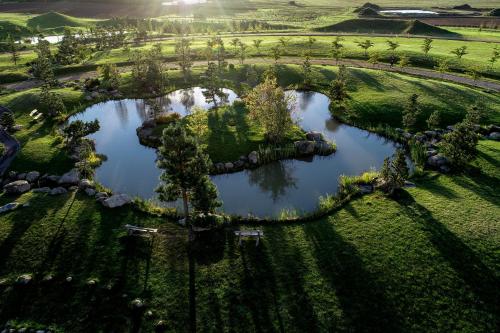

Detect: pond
380,10,438,15
69,88,401,217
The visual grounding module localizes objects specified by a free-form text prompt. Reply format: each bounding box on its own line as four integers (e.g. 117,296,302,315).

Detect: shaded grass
0,141,498,331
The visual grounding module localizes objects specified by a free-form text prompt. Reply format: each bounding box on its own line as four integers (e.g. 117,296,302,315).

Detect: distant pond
69,88,401,217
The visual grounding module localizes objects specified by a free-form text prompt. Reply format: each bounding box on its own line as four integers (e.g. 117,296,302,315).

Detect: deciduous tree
245,76,295,143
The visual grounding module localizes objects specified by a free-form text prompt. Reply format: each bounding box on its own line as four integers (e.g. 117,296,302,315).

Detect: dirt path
0,106,21,176
5,57,500,92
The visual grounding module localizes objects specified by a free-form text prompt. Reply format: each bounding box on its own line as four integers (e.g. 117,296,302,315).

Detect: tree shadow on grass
414,173,460,199
0,193,72,276
302,221,404,332
449,171,500,207
395,191,500,325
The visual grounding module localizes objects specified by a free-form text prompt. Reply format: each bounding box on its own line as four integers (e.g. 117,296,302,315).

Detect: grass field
0,139,498,332
1,33,499,85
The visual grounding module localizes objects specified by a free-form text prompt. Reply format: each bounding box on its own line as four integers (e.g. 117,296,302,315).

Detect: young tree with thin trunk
253,39,263,56
368,52,380,68
307,36,316,55
6,34,19,65
421,38,433,57
356,39,374,57
176,38,193,83
230,38,241,52
386,40,400,55
271,45,281,64
451,46,468,63
331,36,344,64
488,47,499,70
245,76,295,143
156,123,220,222
238,41,248,65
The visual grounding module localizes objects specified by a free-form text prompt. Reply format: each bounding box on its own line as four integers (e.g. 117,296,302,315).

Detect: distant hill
26,12,90,30
314,19,457,36
353,2,381,13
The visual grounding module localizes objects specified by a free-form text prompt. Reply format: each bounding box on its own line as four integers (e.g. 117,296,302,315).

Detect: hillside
314,19,458,36
26,12,95,29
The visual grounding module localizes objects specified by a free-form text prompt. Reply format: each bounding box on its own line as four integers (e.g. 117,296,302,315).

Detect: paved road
4,57,500,92
0,106,21,177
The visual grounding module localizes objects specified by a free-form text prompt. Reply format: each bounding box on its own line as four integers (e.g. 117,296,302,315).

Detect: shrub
156,112,181,125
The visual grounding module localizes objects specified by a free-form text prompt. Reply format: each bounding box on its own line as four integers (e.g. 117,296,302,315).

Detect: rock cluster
396,124,499,173
1,169,131,210
295,131,335,156
213,151,260,174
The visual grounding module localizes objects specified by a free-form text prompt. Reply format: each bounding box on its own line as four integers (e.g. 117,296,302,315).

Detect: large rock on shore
25,171,40,183
427,154,448,168
3,180,30,194
294,140,316,155
102,194,131,208
58,169,80,185
306,131,324,142
248,151,258,164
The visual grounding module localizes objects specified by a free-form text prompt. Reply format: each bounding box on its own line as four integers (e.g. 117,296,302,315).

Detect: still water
69,88,400,217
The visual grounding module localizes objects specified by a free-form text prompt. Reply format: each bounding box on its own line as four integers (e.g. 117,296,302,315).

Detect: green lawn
2,33,499,83
0,139,498,332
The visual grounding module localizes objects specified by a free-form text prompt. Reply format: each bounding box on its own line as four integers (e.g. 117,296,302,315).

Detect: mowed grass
1,34,499,83
0,87,85,174
0,140,498,332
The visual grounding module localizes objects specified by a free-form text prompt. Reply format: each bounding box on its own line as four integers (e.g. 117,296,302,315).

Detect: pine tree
57,28,79,65
439,120,478,169
32,40,55,86
331,36,344,64
421,38,433,57
302,55,312,86
39,86,66,117
156,123,220,221
426,110,440,129
0,112,15,131
402,94,420,131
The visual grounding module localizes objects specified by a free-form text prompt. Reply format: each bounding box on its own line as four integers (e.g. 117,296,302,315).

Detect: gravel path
4,57,500,92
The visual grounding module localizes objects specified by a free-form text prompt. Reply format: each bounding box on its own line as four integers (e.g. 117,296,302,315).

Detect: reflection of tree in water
134,100,148,122
180,89,195,113
299,90,315,111
248,161,298,202
325,117,341,133
115,100,130,126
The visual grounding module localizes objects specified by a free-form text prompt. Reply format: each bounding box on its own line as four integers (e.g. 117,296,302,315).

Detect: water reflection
248,162,298,202
69,88,401,217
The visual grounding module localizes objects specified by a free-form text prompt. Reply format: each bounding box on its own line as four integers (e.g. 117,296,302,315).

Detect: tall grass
257,143,296,164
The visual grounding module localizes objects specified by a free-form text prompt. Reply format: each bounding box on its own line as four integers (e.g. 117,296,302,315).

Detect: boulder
248,151,258,164
79,179,94,189
12,124,24,131
233,160,244,169
224,162,234,171
294,140,315,155
25,171,40,183
50,187,68,195
32,187,51,193
358,185,373,194
58,169,80,185
439,165,451,173
214,163,225,173
315,141,335,155
46,175,61,183
0,202,20,214
404,181,416,188
424,130,437,138
85,188,96,197
306,131,324,142
402,132,413,140
488,132,500,140
3,180,30,194
487,125,500,134
102,194,131,208
17,173,26,180
95,192,108,199
16,274,32,285
427,154,448,168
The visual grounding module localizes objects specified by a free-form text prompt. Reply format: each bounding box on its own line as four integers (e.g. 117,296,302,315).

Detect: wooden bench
125,224,158,236
234,230,264,247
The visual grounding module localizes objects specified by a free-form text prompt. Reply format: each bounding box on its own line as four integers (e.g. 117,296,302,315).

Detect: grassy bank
0,139,498,331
